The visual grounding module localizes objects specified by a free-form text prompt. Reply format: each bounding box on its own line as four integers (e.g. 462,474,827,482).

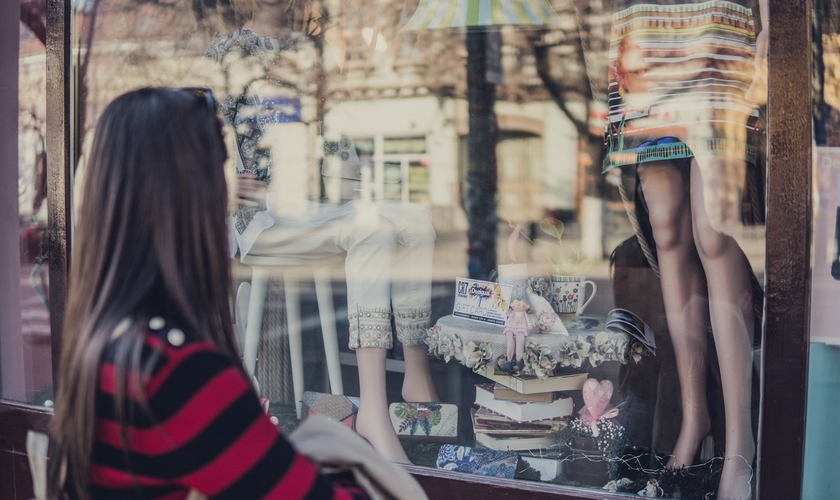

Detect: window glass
75,0,768,496
0,13,52,406
804,0,840,498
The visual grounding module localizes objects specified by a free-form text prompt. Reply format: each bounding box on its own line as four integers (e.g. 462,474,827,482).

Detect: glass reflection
1,15,52,405
73,0,768,496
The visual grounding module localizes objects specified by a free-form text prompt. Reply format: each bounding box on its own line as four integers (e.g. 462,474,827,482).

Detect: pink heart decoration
582,378,613,420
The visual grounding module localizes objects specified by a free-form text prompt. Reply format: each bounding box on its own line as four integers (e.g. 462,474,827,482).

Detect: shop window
0,17,52,407
69,0,770,498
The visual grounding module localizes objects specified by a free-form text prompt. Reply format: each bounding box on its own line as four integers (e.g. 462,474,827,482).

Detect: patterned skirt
603,1,760,173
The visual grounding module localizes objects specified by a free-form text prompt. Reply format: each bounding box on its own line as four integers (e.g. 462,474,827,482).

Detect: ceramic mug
551,275,597,316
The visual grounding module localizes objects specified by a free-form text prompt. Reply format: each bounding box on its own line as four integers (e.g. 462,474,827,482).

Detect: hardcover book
474,383,573,422
493,383,556,403
474,432,558,452
605,308,656,354
477,366,588,394
472,408,567,436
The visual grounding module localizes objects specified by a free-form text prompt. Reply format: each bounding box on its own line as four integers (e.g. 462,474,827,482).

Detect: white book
476,366,588,394
474,432,557,452
474,384,574,423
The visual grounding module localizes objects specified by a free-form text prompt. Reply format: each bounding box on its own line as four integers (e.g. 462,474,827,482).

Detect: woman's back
51,88,373,500
91,318,367,499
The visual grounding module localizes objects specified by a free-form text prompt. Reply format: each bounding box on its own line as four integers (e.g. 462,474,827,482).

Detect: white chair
237,254,345,418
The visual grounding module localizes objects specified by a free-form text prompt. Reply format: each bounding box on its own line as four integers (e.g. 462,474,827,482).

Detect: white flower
425,327,439,356
464,341,492,371
437,335,456,362
631,341,647,364
588,331,616,367
521,342,557,379
451,335,465,362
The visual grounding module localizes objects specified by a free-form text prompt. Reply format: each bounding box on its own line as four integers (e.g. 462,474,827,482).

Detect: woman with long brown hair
49,87,374,499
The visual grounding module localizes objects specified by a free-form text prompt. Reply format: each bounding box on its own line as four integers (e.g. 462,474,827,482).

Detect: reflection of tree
19,6,47,217
526,0,613,204
18,84,47,215
465,31,498,280
67,0,623,266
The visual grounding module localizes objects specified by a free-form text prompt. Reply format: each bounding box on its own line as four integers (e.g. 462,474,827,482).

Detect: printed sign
453,278,512,326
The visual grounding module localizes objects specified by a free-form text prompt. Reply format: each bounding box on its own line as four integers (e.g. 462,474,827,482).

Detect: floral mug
551,275,597,316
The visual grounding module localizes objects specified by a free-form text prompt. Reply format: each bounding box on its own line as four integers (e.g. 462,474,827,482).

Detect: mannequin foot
666,413,711,468
717,454,754,500
355,406,411,464
401,345,440,402
717,435,755,500
401,385,439,403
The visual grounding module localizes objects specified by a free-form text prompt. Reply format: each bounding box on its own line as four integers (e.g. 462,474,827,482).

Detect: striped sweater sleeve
92,337,369,500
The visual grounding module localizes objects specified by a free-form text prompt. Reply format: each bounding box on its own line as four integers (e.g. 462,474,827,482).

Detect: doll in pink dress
499,288,533,373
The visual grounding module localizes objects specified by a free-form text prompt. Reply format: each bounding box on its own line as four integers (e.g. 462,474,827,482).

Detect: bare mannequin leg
639,162,712,468
401,344,440,402
354,347,411,463
690,159,755,500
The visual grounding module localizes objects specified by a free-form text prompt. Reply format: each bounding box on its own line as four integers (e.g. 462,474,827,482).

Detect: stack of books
469,366,591,480
471,383,574,451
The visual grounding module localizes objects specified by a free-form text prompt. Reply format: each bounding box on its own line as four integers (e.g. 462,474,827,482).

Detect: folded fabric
301,391,360,429
389,402,459,442
290,415,429,500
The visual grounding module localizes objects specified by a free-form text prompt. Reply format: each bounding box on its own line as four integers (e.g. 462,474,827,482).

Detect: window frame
16,0,812,498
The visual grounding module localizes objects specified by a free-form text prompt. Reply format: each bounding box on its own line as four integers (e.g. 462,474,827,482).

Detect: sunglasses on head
178,87,217,115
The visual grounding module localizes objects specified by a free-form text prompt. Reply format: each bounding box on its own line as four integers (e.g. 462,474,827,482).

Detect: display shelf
425,315,636,374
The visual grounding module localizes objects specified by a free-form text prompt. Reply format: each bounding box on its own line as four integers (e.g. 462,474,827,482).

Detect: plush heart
582,378,613,418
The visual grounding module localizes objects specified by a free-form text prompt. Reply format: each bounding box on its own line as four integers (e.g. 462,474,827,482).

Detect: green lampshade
401,0,560,30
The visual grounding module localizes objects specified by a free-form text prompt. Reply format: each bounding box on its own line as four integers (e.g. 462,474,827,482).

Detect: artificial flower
463,340,492,372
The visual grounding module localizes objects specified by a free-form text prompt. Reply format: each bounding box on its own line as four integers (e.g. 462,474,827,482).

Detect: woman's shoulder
101,318,240,395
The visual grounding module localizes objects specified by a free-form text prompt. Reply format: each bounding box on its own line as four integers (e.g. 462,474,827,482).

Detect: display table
426,314,638,373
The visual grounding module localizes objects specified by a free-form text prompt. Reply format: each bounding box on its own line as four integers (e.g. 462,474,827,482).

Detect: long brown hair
50,88,238,499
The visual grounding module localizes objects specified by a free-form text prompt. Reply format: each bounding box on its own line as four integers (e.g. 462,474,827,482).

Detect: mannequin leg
341,209,410,461
639,162,712,468
402,344,439,402
354,347,411,463
690,160,755,500
384,202,439,404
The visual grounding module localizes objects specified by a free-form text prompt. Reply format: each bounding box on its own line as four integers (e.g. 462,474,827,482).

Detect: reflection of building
320,0,583,230
322,95,578,229
14,22,52,404
69,0,588,233
18,26,47,221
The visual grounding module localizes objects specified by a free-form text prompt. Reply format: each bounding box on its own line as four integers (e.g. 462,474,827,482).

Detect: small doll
499,287,533,373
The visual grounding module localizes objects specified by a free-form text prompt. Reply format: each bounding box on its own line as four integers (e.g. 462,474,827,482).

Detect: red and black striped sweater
91,326,368,499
